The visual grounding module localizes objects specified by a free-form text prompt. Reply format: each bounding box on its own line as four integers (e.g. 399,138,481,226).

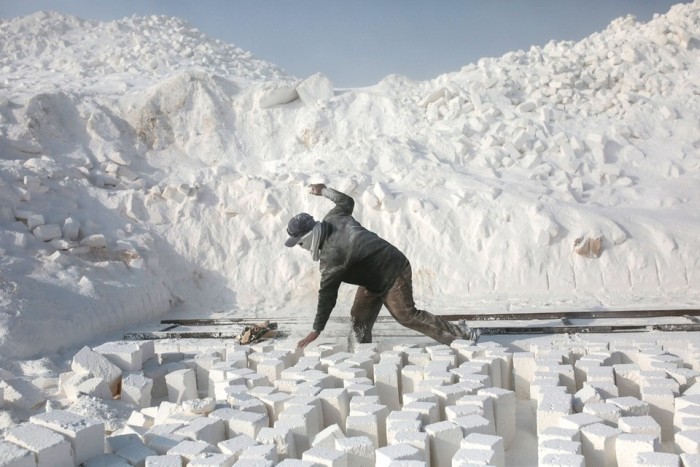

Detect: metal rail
123,308,700,340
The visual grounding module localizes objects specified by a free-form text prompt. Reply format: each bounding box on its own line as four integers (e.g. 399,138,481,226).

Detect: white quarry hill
0,2,699,365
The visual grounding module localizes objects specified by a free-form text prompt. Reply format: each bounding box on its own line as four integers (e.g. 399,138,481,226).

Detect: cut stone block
188,452,236,466
538,438,581,458
539,453,585,466
580,423,622,467
312,424,346,450
634,451,681,466
392,431,430,464
84,453,131,466
512,352,536,399
217,434,257,461
537,393,572,434
609,396,650,416
30,409,104,465
676,430,700,454
93,341,145,371
334,436,375,466
6,423,74,467
345,414,379,448
539,426,581,443
373,364,401,410
478,387,515,449
238,444,277,464
0,378,45,410
166,440,216,464
318,388,350,428
302,446,348,467
460,433,505,467
0,439,35,467
122,373,153,408
256,426,296,461
559,413,603,431
424,421,462,467
582,402,621,425
165,369,198,403
452,414,495,437
615,433,659,467
375,443,422,467
71,346,122,396
210,408,268,439
402,401,440,426
175,417,226,445
453,448,498,466
613,364,642,398
640,386,675,442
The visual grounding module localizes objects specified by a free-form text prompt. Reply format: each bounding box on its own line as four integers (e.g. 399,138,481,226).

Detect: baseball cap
284,212,316,247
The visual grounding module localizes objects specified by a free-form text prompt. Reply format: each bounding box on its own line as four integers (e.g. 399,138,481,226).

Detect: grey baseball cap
284,212,316,247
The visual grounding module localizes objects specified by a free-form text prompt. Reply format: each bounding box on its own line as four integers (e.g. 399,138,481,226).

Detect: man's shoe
458,319,481,342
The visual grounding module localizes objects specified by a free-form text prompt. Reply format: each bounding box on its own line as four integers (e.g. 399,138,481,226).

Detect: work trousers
350,263,466,346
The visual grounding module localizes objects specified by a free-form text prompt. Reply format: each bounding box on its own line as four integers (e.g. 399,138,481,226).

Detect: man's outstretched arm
309,184,354,215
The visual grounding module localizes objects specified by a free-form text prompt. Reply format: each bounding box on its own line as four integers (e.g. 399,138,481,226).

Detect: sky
0,0,688,88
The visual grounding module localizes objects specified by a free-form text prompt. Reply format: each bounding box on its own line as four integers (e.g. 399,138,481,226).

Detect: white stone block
386,411,422,444
540,453,585,466
401,365,424,396
614,364,642,398
609,396,649,416
334,436,374,466
582,402,621,425
512,352,535,399
345,414,379,448
0,378,45,410
445,404,482,420
453,448,498,466
210,408,268,439
538,393,573,434
175,417,225,445
62,217,80,241
26,214,44,230
84,453,131,466
0,439,35,467
122,373,153,408
424,421,462,467
641,386,675,442
452,414,495,437
580,423,622,467
30,409,104,465
166,440,216,464
312,424,345,450
538,438,581,458
318,388,350,428
460,433,505,467
71,346,122,396
478,387,515,449
375,444,422,467
573,385,603,412
633,451,680,466
33,224,62,242
217,434,257,460
94,341,145,371
402,401,440,426
392,431,429,464
615,434,659,467
6,423,74,467
540,426,581,443
188,452,235,466
302,446,348,467
676,430,700,454
111,436,158,467
165,369,198,403
374,364,401,410
296,72,334,107
236,444,277,464
256,426,296,461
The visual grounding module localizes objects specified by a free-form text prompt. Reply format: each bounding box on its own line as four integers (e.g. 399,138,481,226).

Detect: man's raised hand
308,183,326,196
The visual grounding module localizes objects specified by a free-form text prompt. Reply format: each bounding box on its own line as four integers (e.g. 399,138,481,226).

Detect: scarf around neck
299,221,325,261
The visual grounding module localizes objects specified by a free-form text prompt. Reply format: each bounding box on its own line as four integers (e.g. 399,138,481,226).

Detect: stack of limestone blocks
2,336,517,466
514,334,700,466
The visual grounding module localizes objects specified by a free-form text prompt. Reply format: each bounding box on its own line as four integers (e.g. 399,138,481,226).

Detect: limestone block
512,352,535,399
641,386,675,442
302,446,348,467
6,423,74,467
166,440,217,464
538,438,581,458
374,444,422,467
392,431,430,464
615,434,659,467
62,217,80,241
676,430,700,454
580,423,622,467
33,224,62,242
609,396,650,416
122,373,153,408
345,414,379,448
93,341,144,371
537,393,572,434
312,424,346,450
71,346,122,396
164,369,197,403
217,434,257,460
540,453,585,466
318,388,350,428
403,401,440,426
209,408,268,439
0,439,36,467
478,387,515,449
256,426,296,461
633,451,680,466
237,444,277,464
374,364,401,410
424,421,462,467
334,436,374,467
30,409,104,465
582,402,621,425
296,73,334,107
188,452,236,466
386,411,422,444
0,378,45,410
460,433,505,467
175,417,225,445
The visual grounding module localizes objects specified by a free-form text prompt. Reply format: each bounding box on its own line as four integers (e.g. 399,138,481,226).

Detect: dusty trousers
350,263,466,346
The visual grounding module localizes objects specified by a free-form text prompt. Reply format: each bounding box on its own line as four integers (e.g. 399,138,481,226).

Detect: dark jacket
313,187,408,333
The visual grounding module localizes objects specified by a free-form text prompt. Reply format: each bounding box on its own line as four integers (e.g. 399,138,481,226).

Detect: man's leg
384,263,467,345
350,286,384,343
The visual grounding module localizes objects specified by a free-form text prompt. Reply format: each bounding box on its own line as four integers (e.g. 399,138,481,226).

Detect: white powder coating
29,409,104,465
0,439,35,467
6,423,74,467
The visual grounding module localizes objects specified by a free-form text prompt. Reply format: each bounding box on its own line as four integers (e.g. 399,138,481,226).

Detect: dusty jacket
313,187,408,333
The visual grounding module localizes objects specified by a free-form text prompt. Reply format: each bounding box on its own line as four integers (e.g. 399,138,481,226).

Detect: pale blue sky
0,0,686,87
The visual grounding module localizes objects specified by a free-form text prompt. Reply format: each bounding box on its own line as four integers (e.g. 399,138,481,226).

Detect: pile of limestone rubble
1,333,700,466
